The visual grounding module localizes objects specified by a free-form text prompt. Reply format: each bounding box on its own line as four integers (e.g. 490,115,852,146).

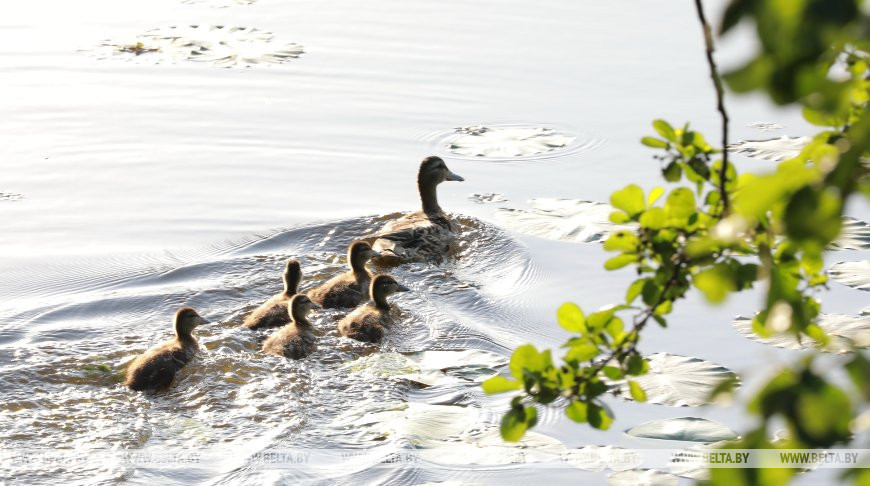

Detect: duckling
261,294,320,359
125,307,206,391
307,241,379,308
242,259,302,330
338,274,410,343
368,156,464,263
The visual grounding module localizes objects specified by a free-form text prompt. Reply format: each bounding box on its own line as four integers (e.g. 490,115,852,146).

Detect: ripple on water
421,123,604,162
0,214,552,483
85,25,304,68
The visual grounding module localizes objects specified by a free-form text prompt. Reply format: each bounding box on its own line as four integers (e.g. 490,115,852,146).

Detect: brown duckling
369,155,464,263
338,274,410,343
242,259,302,330
307,241,379,308
262,294,320,359
125,307,206,391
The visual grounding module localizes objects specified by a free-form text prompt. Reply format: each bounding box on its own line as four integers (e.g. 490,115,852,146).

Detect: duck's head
370,274,410,306
348,240,380,270
282,259,302,295
174,307,206,337
418,156,464,187
289,294,320,322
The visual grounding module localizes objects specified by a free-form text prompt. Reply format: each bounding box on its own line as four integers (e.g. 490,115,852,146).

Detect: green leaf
647,186,665,206
610,184,646,217
664,188,696,223
641,136,668,148
587,403,614,430
625,279,646,304
501,405,536,442
557,303,586,333
626,354,648,376
604,254,636,270
587,308,616,330
605,317,624,338
509,344,542,379
609,211,631,224
565,400,588,423
603,231,639,252
603,366,623,380
565,344,599,363
802,106,846,127
652,119,677,142
628,381,647,402
693,264,737,304
784,186,843,247
663,161,682,182
639,207,666,229
482,376,523,394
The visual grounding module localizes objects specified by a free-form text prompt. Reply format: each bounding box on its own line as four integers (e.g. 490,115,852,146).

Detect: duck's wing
308,274,364,308
370,212,453,262
242,295,289,329
126,341,185,391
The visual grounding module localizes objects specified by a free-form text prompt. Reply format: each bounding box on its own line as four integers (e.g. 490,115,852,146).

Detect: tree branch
694,0,731,214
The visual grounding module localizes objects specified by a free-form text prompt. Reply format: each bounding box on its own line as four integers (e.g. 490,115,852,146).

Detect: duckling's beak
309,302,322,310
445,171,465,182
197,316,210,325
395,283,411,292
369,249,381,258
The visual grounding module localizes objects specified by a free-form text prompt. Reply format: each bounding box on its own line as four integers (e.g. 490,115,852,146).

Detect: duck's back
307,272,368,308
242,293,291,329
371,211,455,262
125,339,197,391
262,325,317,359
338,305,387,343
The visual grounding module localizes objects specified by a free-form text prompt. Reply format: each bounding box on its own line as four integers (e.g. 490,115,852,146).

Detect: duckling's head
174,307,205,337
289,294,320,322
418,156,464,187
348,240,380,270
282,259,302,295
370,274,410,303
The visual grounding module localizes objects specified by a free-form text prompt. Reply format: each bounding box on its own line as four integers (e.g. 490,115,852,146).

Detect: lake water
1,0,868,484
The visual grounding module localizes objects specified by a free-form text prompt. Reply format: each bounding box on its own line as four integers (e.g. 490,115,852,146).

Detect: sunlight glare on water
2,0,867,484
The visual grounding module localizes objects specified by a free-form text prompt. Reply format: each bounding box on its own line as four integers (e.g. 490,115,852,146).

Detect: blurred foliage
483,1,870,484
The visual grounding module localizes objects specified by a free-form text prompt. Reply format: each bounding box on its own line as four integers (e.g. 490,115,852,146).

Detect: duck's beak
445,171,465,182
395,283,411,292
369,249,382,258
197,316,210,325
309,302,322,310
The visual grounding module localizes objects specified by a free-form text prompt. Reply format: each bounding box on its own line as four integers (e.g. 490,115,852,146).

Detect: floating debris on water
448,125,576,158
0,191,24,201
747,121,784,131
496,199,633,243
468,192,508,204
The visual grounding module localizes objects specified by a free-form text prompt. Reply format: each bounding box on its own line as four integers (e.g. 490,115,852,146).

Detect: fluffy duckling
338,274,410,343
307,241,379,308
369,155,464,263
261,294,320,359
242,259,302,330
125,307,206,391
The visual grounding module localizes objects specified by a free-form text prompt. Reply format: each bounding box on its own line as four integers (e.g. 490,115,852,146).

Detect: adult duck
242,259,302,330
368,155,464,263
261,294,320,359
125,307,206,391
338,274,409,343
308,241,378,308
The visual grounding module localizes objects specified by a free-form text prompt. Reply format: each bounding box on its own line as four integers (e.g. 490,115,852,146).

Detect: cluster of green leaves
484,1,870,484
483,119,744,438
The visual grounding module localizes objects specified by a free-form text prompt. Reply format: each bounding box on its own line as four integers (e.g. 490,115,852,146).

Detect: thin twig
694,0,731,214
